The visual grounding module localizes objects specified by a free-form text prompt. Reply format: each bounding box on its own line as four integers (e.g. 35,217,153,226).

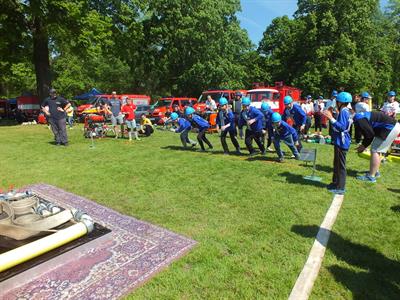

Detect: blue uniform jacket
239,107,264,132
270,120,298,140
175,118,191,133
216,110,236,132
283,103,307,127
191,114,210,130
331,107,352,150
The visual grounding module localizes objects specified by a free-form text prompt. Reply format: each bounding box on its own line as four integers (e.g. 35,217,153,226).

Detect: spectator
301,95,314,135
205,95,217,112
121,99,140,141
327,90,338,141
42,88,71,146
381,91,399,118
313,97,324,134
104,91,124,138
66,104,74,129
138,113,154,136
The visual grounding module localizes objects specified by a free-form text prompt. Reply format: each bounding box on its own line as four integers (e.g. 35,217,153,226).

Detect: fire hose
0,192,94,273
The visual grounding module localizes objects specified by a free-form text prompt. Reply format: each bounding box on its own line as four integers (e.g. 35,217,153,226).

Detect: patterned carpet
1,184,196,299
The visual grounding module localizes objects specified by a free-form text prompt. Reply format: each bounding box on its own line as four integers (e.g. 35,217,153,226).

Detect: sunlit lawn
0,122,399,299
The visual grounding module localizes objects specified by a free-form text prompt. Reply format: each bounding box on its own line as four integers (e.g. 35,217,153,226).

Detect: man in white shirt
205,95,217,112
381,91,399,118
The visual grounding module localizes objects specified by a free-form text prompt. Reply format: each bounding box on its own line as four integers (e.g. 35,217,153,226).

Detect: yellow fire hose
358,150,400,163
0,222,89,273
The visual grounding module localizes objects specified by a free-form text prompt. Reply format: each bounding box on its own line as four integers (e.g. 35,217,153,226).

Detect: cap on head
170,112,179,120
235,91,242,97
49,88,56,94
283,96,293,105
306,95,312,100
185,107,195,115
241,97,251,106
388,91,396,97
261,101,270,111
219,97,228,106
361,92,370,99
271,112,282,123
336,92,352,103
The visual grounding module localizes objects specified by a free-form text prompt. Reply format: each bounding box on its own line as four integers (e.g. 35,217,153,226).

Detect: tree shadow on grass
390,205,400,213
160,145,197,152
291,225,400,299
300,164,359,177
388,188,400,194
278,171,327,188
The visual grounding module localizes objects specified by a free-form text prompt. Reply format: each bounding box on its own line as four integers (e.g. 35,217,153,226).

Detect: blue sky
238,0,390,46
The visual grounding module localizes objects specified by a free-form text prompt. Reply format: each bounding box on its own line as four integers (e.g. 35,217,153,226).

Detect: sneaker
191,143,197,148
326,183,336,190
234,149,241,155
261,150,266,156
364,171,380,178
278,157,284,163
357,174,376,183
328,189,345,195
267,147,274,152
208,145,213,149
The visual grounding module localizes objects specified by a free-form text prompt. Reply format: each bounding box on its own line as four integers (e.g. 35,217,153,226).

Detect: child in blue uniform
169,112,197,149
216,97,241,155
185,107,213,152
282,95,306,150
322,92,353,195
239,97,265,156
260,101,274,151
269,112,300,162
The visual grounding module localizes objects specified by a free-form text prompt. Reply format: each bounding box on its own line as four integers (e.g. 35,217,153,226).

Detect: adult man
282,95,306,150
232,92,243,138
239,97,265,156
105,91,124,138
381,91,399,118
205,95,217,112
42,88,71,146
313,96,324,134
354,111,400,183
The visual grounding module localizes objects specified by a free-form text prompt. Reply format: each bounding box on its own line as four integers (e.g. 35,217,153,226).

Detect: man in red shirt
121,99,140,141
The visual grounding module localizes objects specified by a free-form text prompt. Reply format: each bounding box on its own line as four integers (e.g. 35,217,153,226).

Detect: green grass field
1,122,399,299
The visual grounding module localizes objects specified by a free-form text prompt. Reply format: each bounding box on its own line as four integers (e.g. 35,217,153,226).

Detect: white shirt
355,102,370,113
381,101,399,116
206,99,217,111
301,102,314,115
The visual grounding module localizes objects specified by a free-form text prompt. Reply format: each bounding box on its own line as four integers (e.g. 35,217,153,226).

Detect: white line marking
288,194,344,300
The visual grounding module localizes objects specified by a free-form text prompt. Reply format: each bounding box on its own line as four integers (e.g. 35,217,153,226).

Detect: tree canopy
0,0,399,103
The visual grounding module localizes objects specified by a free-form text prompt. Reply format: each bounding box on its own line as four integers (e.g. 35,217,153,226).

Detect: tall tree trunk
32,15,51,102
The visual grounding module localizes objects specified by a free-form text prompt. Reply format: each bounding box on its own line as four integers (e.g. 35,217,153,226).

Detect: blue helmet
361,92,370,98
331,90,338,97
388,91,396,97
241,97,251,106
261,101,270,111
283,96,293,105
219,97,228,106
170,112,179,120
336,92,352,103
185,107,195,115
271,112,282,123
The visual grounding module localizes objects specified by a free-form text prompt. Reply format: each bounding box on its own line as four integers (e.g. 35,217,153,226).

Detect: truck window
273,93,280,100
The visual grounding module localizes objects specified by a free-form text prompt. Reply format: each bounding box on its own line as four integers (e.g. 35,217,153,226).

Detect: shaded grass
0,123,399,299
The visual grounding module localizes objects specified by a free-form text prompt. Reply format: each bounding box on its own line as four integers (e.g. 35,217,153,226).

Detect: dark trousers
220,130,240,153
140,125,154,136
245,129,265,154
50,118,68,144
293,124,303,151
197,128,213,150
305,116,312,135
314,113,322,132
332,146,347,190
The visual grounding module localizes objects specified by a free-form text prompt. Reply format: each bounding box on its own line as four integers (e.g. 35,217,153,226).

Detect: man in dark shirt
42,88,71,146
354,111,400,182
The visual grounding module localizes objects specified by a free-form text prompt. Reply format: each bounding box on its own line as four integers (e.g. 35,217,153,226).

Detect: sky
238,0,390,46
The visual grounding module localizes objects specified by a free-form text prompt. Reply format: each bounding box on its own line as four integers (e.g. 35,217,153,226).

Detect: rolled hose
358,151,400,163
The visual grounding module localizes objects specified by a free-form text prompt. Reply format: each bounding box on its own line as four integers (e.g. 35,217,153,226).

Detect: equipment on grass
299,148,322,182
358,150,400,163
83,114,108,139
